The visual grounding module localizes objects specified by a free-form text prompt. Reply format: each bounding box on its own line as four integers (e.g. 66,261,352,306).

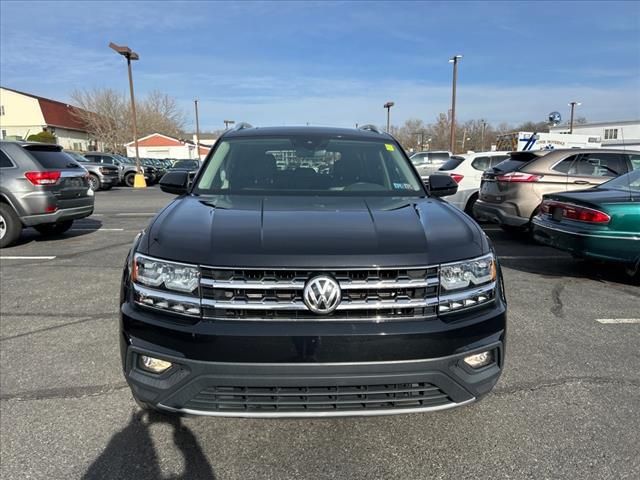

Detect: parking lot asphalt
1,186,639,480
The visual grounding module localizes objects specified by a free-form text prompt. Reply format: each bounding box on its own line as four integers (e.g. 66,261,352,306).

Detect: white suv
438,151,511,216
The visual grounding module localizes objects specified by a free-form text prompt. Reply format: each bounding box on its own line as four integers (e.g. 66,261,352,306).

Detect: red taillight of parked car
24,171,61,186
541,200,610,224
496,172,542,183
450,173,464,184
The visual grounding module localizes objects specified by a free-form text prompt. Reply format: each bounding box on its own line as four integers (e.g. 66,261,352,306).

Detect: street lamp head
568,101,582,106
449,54,463,63
109,42,139,60
384,102,395,108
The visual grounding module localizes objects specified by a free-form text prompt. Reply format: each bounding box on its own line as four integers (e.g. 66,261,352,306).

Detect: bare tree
71,88,186,153
71,88,129,152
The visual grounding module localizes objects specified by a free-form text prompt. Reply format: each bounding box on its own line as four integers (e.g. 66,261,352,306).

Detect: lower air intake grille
184,382,452,413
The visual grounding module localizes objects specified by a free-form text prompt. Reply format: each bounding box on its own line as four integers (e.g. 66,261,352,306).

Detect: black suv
120,125,507,417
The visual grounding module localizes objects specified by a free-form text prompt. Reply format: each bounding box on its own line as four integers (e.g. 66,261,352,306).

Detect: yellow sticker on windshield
385,144,395,151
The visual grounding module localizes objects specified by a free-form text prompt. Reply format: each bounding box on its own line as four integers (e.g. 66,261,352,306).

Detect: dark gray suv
0,141,94,248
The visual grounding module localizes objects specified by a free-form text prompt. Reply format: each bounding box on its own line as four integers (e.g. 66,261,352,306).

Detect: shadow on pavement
487,228,639,287
11,218,104,247
83,410,215,480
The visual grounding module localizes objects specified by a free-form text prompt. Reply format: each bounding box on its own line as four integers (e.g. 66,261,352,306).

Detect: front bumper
120,299,506,417
474,200,529,227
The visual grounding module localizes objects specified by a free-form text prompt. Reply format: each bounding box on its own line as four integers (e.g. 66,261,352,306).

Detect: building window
604,128,618,140
1,130,6,139
0,105,4,115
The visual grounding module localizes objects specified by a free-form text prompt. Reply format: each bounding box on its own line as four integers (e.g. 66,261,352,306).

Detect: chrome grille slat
201,297,438,311
199,265,440,321
200,277,439,290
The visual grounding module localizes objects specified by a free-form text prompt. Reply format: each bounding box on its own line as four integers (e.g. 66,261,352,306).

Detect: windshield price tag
385,144,395,151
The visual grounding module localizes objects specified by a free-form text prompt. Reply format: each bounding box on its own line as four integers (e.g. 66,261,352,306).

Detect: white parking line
114,213,155,216
499,255,568,260
0,256,56,260
70,228,125,231
596,318,640,324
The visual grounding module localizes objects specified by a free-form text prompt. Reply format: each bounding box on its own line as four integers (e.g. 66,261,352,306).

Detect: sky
1,0,639,132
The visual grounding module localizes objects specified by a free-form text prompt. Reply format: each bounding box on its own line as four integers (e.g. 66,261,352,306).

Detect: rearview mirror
159,170,189,195
426,174,458,198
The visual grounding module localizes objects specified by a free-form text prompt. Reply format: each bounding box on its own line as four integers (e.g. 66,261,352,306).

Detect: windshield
600,169,640,192
66,152,89,163
429,152,450,161
193,136,424,196
173,160,200,169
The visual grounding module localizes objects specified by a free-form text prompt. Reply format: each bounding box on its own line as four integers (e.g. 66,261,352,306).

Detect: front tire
125,172,136,187
0,204,21,248
464,193,479,218
34,220,73,236
87,174,100,192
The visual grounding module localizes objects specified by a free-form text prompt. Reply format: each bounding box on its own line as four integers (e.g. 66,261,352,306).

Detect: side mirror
426,174,458,198
160,170,189,195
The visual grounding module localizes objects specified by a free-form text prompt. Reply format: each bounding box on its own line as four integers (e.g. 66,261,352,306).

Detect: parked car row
430,148,639,279
0,141,95,248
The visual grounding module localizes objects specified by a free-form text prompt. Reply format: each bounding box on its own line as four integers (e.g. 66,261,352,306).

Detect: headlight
438,253,497,314
440,253,496,291
132,253,199,293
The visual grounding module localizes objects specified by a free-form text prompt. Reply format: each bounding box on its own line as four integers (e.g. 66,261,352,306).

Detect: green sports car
532,169,640,278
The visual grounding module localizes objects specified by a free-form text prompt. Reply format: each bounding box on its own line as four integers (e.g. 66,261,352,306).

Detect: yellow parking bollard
133,173,147,188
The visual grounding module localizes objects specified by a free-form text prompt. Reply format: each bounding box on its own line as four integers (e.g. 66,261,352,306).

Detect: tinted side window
471,156,491,171
439,157,465,171
0,149,14,168
25,148,82,169
489,155,509,167
572,153,627,177
627,154,640,170
553,155,578,174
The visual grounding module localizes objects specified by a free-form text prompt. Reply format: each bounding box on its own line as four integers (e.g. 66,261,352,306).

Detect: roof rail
358,124,382,134
233,122,253,131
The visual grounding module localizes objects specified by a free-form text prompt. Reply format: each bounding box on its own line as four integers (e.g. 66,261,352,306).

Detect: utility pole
109,42,145,188
224,119,235,130
568,101,581,134
481,120,487,151
384,101,394,133
194,99,201,160
449,55,462,153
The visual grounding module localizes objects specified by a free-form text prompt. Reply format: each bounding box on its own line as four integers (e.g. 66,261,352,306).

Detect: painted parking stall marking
0,256,56,260
596,318,640,324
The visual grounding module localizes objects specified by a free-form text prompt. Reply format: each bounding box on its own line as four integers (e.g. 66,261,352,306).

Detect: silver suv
65,151,119,191
474,149,639,231
0,141,94,248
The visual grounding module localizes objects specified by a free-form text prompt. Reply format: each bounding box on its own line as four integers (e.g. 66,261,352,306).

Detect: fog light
139,355,172,373
463,350,494,369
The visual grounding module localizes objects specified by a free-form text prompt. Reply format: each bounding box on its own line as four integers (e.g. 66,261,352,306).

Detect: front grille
184,382,452,413
200,266,439,321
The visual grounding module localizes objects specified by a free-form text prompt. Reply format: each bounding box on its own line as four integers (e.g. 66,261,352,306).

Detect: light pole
194,99,201,160
449,54,462,153
481,120,487,151
384,101,394,133
109,42,145,188
224,119,235,130
568,101,581,134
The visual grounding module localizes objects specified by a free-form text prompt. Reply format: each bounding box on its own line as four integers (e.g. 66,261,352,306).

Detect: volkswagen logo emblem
303,275,341,314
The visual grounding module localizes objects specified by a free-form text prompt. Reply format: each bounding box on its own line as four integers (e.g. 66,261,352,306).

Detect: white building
125,133,210,160
550,120,640,150
0,86,98,151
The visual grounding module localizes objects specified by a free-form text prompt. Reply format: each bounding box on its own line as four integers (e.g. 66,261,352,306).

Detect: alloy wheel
0,213,6,239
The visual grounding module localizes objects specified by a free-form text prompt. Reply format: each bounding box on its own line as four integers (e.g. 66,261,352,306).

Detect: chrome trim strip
532,219,640,240
439,282,496,303
157,398,475,418
200,264,439,271
201,297,439,311
199,277,439,290
133,283,200,305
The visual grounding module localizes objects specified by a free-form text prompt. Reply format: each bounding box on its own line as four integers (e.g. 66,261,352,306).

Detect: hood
143,195,488,268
